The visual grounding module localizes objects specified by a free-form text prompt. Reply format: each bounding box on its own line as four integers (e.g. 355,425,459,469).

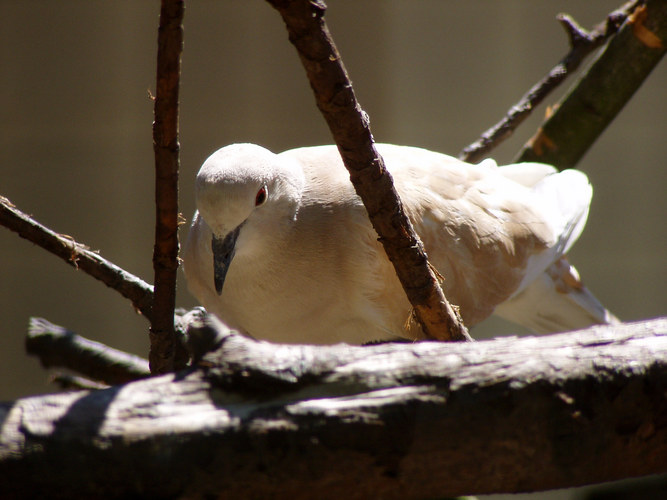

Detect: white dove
182,143,618,344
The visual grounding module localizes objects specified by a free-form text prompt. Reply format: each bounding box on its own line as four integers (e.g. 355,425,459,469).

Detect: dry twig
49,374,110,391
459,1,640,163
515,0,667,167
0,196,154,320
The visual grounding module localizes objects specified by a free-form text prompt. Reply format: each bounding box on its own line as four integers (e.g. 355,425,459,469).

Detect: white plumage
183,143,617,344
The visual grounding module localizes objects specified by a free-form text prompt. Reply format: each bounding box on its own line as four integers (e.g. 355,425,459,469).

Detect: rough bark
151,0,188,374
266,0,470,343
1,316,666,499
515,0,667,167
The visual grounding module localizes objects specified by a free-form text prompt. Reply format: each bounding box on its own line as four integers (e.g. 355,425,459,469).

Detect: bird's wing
495,161,557,187
282,144,613,334
373,145,594,327
509,167,592,295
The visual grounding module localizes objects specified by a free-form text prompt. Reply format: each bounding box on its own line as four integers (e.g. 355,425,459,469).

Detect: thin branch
459,0,640,163
0,196,154,320
266,0,471,342
26,317,150,385
2,316,666,498
151,0,188,374
515,0,667,167
50,374,110,391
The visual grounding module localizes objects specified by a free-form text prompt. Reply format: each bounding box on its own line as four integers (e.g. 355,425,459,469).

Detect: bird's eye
255,185,268,206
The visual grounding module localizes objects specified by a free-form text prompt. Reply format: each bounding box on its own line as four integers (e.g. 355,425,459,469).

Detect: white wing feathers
495,257,620,333
505,166,592,298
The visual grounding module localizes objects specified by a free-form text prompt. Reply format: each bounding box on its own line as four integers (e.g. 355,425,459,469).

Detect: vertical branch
266,0,471,342
151,0,188,374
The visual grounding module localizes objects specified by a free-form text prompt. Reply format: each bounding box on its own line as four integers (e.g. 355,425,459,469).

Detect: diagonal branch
459,0,640,163
0,196,154,320
151,0,188,374
515,0,667,167
266,0,471,342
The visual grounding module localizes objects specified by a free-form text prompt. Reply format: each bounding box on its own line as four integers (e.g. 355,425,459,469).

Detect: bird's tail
493,257,619,334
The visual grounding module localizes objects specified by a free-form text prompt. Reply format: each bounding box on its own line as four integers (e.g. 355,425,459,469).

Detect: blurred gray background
1,1,665,497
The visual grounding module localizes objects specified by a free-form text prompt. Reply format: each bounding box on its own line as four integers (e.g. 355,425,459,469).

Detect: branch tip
558,13,594,47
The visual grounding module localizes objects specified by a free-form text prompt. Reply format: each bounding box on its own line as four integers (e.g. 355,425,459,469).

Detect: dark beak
212,225,241,295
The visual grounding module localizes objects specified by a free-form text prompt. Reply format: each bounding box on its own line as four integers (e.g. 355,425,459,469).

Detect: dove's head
194,143,305,295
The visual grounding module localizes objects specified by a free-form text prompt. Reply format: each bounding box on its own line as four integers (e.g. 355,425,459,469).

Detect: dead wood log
1,316,666,499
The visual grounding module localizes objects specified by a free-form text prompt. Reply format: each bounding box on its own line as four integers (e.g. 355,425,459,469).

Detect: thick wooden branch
26,317,150,385
265,0,470,342
151,0,188,374
515,0,666,167
0,196,154,320
2,316,665,499
459,1,639,163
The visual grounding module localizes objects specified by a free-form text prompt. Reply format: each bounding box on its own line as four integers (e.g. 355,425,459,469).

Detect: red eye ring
255,185,268,206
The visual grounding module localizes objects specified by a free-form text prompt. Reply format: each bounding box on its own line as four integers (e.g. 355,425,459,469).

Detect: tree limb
2,316,666,499
151,0,188,374
0,196,154,320
265,0,471,342
459,0,640,163
515,0,667,167
25,317,150,385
